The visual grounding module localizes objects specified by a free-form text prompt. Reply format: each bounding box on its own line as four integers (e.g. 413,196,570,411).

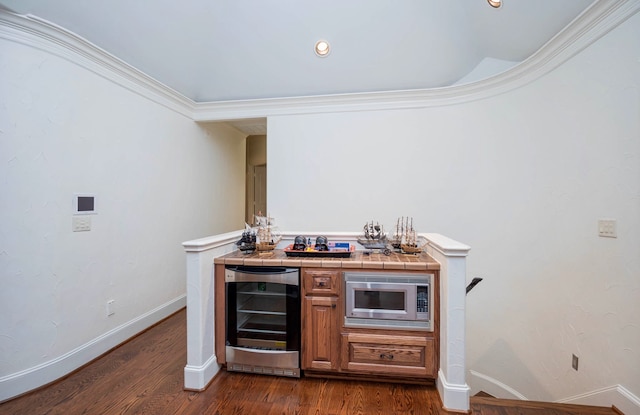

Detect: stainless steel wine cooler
225,265,301,378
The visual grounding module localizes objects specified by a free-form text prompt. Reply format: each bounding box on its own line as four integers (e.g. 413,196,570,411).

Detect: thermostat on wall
73,194,97,215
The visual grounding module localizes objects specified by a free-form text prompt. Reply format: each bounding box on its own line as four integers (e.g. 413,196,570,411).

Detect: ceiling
1,0,597,134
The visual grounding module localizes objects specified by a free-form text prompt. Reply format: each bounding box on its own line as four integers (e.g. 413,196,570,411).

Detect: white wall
0,35,246,398
268,12,639,406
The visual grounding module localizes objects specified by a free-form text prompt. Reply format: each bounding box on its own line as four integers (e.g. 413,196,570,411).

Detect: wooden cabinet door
302,295,340,371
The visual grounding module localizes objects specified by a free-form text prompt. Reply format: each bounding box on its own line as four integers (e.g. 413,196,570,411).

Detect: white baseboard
437,369,471,412
0,295,186,403
183,354,221,391
469,370,528,400
469,370,640,415
557,384,640,415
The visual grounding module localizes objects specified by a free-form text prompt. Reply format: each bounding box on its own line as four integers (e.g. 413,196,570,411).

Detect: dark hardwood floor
0,309,619,415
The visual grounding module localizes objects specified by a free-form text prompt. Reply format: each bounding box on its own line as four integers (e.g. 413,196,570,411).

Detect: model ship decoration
236,223,257,253
255,213,282,251
400,217,423,254
389,217,404,250
361,221,386,242
385,216,425,254
357,221,391,255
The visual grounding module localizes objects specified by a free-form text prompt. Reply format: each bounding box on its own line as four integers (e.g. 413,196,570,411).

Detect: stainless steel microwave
344,272,433,331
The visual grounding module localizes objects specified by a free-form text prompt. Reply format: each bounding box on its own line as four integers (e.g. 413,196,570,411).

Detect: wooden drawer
302,268,340,295
341,333,436,378
350,343,424,366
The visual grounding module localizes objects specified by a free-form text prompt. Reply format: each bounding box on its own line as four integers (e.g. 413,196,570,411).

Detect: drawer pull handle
331,304,336,308
379,353,394,360
318,281,326,287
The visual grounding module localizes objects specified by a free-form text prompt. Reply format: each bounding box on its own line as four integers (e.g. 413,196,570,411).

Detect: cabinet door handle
331,304,336,308
379,353,394,360
318,281,326,287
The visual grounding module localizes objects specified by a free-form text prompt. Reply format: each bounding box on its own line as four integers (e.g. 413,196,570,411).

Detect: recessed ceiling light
314,40,330,57
488,0,502,8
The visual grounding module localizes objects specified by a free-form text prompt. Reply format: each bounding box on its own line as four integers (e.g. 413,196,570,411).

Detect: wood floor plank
0,309,618,415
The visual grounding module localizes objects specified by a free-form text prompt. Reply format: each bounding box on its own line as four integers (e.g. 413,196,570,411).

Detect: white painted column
182,231,240,390
423,233,471,412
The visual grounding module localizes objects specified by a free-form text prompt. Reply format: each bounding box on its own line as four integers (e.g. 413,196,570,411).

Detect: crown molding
0,10,195,118
191,0,640,121
2,1,639,123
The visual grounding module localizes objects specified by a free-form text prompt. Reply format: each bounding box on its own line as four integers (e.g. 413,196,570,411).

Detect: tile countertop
213,249,440,271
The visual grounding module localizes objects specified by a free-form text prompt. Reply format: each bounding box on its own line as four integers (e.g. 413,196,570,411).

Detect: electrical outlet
106,300,115,317
72,216,91,232
598,219,616,238
572,354,579,371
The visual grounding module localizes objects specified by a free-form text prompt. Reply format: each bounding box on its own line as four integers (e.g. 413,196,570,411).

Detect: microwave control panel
417,285,429,314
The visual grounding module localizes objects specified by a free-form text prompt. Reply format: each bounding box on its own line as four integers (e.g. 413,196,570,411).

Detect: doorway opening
245,135,267,225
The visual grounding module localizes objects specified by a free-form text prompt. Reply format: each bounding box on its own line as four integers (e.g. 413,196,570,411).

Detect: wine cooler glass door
227,280,299,351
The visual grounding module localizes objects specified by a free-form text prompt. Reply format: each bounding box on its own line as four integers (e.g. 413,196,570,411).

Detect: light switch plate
598,219,616,238
106,300,115,316
72,216,91,232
